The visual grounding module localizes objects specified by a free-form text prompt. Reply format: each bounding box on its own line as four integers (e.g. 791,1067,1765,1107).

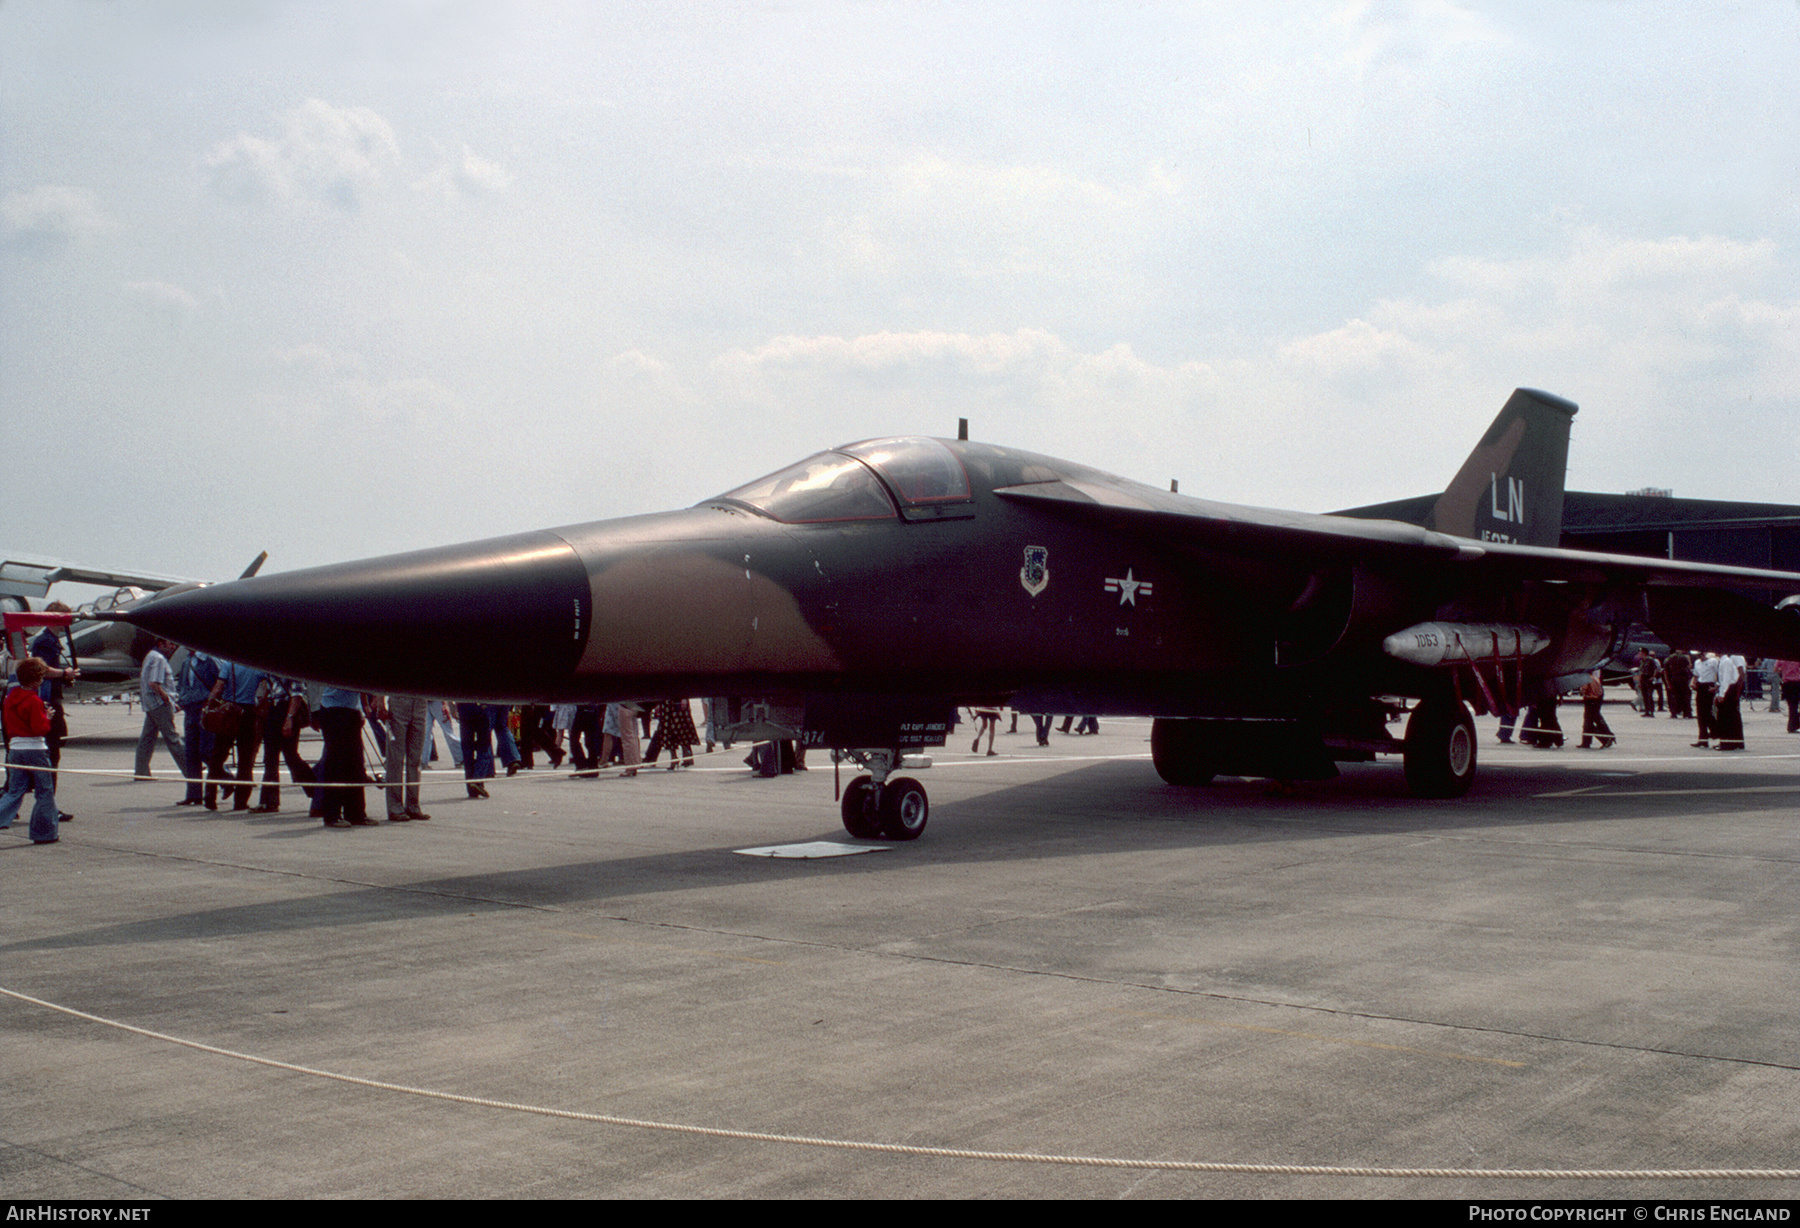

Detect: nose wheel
878,776,928,840
840,775,882,838
839,757,930,841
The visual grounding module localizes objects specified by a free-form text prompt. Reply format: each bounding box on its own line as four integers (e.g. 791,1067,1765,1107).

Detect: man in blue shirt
204,658,265,811
176,650,219,806
315,686,376,827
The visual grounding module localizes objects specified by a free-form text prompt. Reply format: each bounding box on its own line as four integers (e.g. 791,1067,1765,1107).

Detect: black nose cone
125,531,591,700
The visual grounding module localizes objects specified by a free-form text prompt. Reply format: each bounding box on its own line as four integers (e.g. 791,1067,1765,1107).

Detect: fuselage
120,436,1614,718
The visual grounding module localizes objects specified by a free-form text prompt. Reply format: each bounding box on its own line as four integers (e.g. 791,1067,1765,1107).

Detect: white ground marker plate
734,840,893,859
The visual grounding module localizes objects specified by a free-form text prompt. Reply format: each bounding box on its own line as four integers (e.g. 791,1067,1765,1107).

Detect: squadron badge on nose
1020,545,1049,597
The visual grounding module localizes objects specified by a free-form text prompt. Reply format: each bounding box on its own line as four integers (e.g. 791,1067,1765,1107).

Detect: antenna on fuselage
957,418,968,441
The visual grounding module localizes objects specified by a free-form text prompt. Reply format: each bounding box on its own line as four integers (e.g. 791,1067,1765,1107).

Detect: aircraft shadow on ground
9,753,1796,956
61,730,151,750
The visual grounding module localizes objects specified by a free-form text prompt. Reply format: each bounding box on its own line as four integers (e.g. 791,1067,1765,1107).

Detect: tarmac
4,697,1799,1199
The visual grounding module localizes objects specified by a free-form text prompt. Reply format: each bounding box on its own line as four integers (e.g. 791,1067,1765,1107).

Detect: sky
4,0,1796,589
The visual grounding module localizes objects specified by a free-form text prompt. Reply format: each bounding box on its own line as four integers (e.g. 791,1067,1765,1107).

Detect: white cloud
342,375,463,428
274,342,366,375
264,342,464,445
206,99,401,211
453,146,511,194
1387,230,1791,382
122,279,199,313
1,185,115,241
719,328,1070,377
715,330,1217,402
413,144,513,199
700,329,1223,485
1279,317,1442,377
1265,227,1799,501
842,156,1184,282
1428,230,1776,302
687,224,1794,511
1325,0,1511,80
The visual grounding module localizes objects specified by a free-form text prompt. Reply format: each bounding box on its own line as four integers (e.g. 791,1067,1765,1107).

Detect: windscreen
714,453,897,523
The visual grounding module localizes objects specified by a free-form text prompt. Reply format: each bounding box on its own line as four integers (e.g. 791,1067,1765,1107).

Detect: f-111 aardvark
116,389,1800,840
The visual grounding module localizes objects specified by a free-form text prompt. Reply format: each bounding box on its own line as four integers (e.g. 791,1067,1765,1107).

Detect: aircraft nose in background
121,531,592,699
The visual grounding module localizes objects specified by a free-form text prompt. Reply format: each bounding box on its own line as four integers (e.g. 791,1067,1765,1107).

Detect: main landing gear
838,748,929,841
1150,718,1215,786
1150,699,1476,799
1402,697,1477,799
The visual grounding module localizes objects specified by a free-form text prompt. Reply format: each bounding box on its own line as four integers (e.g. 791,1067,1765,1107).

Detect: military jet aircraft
114,390,1800,840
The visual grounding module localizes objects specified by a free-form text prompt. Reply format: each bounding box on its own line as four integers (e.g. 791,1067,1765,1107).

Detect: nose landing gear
838,748,929,841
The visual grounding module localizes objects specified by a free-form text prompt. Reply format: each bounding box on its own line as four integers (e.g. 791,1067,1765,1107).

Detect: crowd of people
130,661,733,828
1,631,747,836
1496,649,1800,752
0,610,81,843
10,635,1799,841
6,636,1131,838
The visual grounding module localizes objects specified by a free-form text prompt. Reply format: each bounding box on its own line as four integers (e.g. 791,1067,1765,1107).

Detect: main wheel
1150,718,1216,786
841,774,881,838
878,776,929,840
1403,699,1477,798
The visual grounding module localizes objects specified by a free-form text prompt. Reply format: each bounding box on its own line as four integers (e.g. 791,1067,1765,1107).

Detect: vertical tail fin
1424,388,1576,548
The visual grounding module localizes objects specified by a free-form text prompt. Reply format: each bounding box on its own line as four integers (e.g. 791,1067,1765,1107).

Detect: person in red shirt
1578,670,1616,749
2,657,63,843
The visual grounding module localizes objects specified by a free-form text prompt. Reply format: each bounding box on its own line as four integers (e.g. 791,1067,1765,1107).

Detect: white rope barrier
3,986,1795,1181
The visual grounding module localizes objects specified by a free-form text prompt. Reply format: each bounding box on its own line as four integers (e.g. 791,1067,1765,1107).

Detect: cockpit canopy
712,437,973,524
